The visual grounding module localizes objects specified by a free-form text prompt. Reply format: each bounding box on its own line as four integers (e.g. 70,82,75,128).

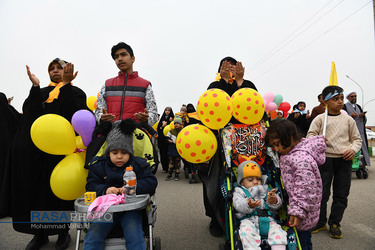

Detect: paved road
1,159,374,250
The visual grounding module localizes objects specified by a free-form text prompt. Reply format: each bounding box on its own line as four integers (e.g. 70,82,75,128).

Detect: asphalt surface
1,158,374,250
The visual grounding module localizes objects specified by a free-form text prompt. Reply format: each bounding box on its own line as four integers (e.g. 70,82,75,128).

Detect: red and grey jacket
105,71,150,121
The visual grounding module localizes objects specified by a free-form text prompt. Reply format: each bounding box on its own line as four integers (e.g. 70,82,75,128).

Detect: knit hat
277,110,283,116
174,115,182,125
104,119,136,156
237,160,261,184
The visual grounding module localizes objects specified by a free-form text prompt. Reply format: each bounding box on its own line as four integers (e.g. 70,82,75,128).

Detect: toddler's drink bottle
123,166,136,199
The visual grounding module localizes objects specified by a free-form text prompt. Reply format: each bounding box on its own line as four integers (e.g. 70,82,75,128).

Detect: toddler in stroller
233,160,287,250
216,124,301,250
79,119,158,250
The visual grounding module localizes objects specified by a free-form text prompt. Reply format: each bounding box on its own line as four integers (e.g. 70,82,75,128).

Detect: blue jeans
84,210,145,250
298,230,312,250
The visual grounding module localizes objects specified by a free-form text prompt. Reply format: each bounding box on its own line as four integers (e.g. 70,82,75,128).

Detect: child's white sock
271,244,286,250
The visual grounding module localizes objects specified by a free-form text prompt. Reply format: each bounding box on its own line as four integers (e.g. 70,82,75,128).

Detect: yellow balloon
31,114,76,155
87,96,97,111
152,121,159,130
169,121,175,129
163,124,171,136
197,89,232,130
176,124,217,163
232,88,265,125
75,136,87,150
50,152,88,200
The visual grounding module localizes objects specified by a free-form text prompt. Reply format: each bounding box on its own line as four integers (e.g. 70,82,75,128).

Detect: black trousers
318,157,352,227
157,139,169,171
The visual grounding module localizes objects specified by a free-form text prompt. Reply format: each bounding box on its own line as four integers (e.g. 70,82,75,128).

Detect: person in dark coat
84,119,157,250
287,101,311,137
204,57,258,237
157,107,174,172
10,58,87,250
0,92,21,218
208,56,257,125
186,103,201,125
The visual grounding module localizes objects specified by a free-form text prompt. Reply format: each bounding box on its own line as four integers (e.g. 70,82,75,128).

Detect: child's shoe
329,224,343,239
165,174,173,181
311,224,327,233
174,174,180,181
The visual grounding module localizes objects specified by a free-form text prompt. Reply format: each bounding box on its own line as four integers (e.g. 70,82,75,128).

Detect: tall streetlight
346,75,364,108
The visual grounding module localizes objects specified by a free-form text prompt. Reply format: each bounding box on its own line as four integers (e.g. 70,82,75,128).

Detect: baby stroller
74,194,160,250
183,161,200,183
352,150,369,179
214,124,301,250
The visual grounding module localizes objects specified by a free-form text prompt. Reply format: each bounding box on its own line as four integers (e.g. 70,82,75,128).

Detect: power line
253,0,372,80
249,0,345,73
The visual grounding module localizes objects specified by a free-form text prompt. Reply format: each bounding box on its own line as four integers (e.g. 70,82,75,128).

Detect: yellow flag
329,61,338,86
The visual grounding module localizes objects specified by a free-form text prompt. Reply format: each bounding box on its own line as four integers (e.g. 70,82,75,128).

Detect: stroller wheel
184,167,189,179
154,237,161,250
362,168,369,179
356,170,363,179
218,243,226,250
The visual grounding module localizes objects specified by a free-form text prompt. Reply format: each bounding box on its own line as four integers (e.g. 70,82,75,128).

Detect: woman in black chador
10,58,87,250
0,92,21,218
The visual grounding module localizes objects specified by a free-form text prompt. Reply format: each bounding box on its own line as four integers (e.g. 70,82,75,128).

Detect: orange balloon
269,110,277,120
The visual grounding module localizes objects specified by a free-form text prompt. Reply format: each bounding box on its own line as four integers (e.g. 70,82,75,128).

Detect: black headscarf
217,56,237,73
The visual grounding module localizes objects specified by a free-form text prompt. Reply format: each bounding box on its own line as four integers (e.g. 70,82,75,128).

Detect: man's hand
106,187,122,195
100,108,116,122
26,65,40,87
343,149,356,161
248,198,261,208
360,111,367,117
234,61,244,86
219,61,231,83
351,111,359,118
62,63,78,85
135,108,149,123
289,215,301,228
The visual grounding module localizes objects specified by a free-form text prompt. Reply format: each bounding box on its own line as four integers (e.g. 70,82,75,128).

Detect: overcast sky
1,0,375,125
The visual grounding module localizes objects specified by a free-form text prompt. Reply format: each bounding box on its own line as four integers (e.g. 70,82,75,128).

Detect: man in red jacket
95,42,158,126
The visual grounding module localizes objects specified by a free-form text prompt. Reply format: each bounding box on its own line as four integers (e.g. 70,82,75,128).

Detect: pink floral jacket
280,135,325,231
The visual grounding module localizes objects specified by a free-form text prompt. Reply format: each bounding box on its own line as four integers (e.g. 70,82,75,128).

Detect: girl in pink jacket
265,119,325,250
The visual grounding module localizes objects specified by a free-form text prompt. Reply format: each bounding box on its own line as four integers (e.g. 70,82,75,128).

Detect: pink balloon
264,100,269,111
263,92,275,103
267,102,277,112
71,110,96,147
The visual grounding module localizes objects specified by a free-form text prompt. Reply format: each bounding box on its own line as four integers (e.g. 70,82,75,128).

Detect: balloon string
74,148,86,153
